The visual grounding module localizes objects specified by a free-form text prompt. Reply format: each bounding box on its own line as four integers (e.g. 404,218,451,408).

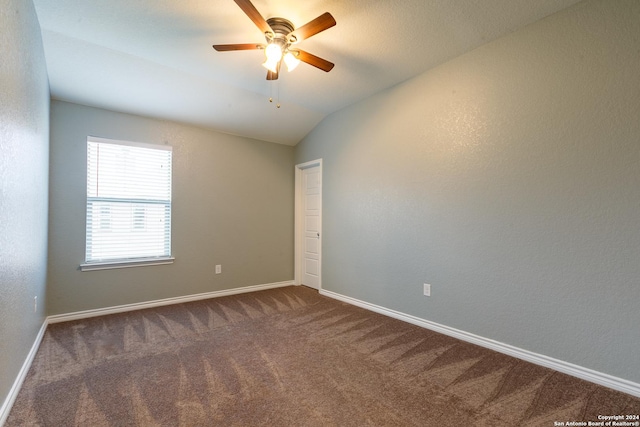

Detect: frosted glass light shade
284,52,300,72
262,43,283,73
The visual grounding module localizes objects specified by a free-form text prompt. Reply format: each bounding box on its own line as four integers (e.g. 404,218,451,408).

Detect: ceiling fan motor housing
266,17,297,44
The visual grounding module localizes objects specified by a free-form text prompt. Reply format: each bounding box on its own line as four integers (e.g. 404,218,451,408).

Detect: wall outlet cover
423,283,431,297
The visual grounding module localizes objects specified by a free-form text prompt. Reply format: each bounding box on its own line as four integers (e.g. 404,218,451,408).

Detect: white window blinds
85,137,172,264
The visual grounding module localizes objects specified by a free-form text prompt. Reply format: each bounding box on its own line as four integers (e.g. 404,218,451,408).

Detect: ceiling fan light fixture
264,42,283,61
284,51,300,72
262,58,279,73
262,57,279,73
262,42,283,72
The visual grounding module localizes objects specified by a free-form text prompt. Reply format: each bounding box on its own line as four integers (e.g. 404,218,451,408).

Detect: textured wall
0,0,50,415
47,101,294,314
295,0,640,383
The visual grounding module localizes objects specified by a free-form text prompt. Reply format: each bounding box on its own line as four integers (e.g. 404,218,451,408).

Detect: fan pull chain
268,79,281,108
269,79,274,104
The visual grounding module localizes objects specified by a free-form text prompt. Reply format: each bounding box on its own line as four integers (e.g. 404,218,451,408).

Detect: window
81,136,173,271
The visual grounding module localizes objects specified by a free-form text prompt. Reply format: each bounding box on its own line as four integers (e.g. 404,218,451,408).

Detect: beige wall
295,0,640,383
0,0,50,416
47,101,294,314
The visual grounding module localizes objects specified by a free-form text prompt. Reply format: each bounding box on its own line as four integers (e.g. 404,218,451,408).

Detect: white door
296,161,322,289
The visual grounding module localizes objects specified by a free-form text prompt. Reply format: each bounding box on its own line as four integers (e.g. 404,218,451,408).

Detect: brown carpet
7,286,640,426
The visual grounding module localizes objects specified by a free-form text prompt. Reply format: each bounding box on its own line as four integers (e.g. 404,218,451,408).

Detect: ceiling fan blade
295,49,334,72
266,69,278,80
233,0,273,35
288,12,336,43
213,43,264,51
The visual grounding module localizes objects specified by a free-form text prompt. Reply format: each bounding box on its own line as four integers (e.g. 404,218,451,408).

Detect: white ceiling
33,0,582,145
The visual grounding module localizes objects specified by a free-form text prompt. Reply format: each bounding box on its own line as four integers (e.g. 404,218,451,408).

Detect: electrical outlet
215,265,222,274
34,296,38,313
423,284,431,297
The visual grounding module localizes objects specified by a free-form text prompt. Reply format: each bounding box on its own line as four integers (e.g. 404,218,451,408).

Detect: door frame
294,159,323,290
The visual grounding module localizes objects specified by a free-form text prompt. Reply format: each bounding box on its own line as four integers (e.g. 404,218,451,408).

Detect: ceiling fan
213,0,336,81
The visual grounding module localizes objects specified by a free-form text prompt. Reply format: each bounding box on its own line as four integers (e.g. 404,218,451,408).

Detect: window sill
80,257,175,271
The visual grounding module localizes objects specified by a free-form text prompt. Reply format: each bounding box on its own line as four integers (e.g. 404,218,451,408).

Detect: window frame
80,136,174,271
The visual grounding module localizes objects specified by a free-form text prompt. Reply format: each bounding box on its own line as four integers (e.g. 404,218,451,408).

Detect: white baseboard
320,289,640,398
0,321,48,427
48,280,295,324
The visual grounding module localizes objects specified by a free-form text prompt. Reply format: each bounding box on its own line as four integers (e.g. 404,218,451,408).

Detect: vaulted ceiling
33,0,582,145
